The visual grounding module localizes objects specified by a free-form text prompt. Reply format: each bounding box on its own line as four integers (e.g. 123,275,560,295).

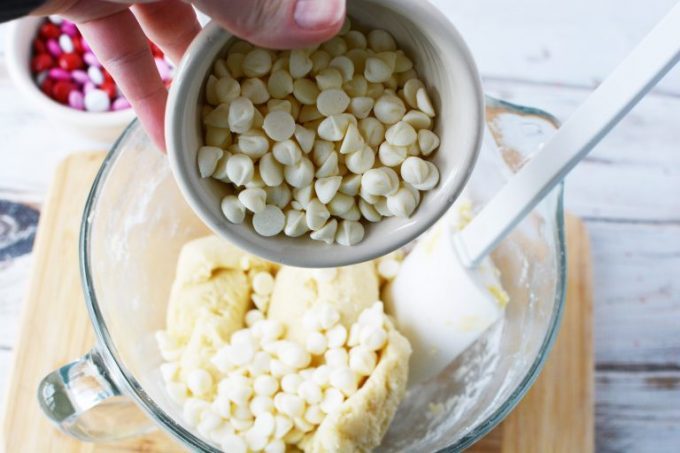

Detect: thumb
192,0,346,49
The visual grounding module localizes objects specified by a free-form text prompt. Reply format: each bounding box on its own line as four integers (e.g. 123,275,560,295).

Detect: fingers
192,0,346,49
77,9,167,150
131,0,202,65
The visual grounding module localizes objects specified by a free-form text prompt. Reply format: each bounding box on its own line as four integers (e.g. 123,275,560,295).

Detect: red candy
52,81,74,103
39,23,61,40
71,36,83,54
40,78,55,96
31,53,54,72
58,53,84,71
33,38,46,54
100,81,117,99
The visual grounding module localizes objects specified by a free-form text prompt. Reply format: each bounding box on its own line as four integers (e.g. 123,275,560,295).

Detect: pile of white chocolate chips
197,19,441,245
156,238,410,453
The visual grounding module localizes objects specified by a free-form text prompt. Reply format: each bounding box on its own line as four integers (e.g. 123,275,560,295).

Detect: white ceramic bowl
4,17,136,142
166,0,484,268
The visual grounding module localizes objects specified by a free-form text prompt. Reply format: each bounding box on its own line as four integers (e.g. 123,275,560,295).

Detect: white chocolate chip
263,111,296,141
327,193,354,216
197,146,223,178
279,343,311,369
403,109,432,130
378,142,408,167
386,185,418,217
339,174,361,196
284,209,309,237
401,156,439,190
226,154,254,186
273,140,302,166
374,94,406,125
226,53,245,78
298,105,323,123
329,367,358,396
323,37,347,57
314,176,342,204
403,79,425,109
239,188,267,213
385,121,417,146
310,50,331,73
326,325,347,348
315,68,343,90
317,114,352,141
416,87,435,116
335,220,365,246
339,123,364,154
358,117,385,147
242,49,272,78
329,56,354,81
349,346,377,376
241,78,270,104
205,126,232,148
187,368,213,396
284,157,315,188
360,325,388,351
345,30,367,49
317,89,350,116
349,96,374,119
310,219,338,244
367,29,396,52
228,97,255,133
395,51,413,73
306,199,331,231
293,79,320,105
418,129,440,155
345,145,375,174
289,49,313,78
361,167,400,196
293,184,314,209
221,195,246,224
364,57,392,83
305,331,328,355
259,153,284,187
252,205,285,236
265,184,292,209
204,104,230,128
294,125,316,153
268,69,294,99
359,199,382,222
238,130,269,158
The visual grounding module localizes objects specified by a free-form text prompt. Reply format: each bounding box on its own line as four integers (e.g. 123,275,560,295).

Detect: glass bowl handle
37,349,156,442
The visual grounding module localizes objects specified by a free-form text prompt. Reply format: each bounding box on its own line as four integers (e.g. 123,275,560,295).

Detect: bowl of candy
4,15,173,142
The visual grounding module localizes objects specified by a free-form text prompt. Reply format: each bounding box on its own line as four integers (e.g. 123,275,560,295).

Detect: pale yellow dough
166,236,411,452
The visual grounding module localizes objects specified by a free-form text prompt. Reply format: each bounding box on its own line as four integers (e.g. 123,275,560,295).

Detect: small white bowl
4,17,136,142
166,0,484,268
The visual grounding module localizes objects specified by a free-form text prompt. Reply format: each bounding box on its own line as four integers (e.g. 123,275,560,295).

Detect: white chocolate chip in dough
228,97,255,133
306,199,331,231
221,195,246,224
310,219,338,244
316,89,350,116
263,111,296,141
197,146,223,178
335,220,365,246
226,154,254,186
252,205,285,236
361,167,400,196
238,188,267,213
314,176,342,204
418,129,440,155
385,121,417,146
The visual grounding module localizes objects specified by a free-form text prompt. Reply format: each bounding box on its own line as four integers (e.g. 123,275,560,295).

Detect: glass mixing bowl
37,98,565,451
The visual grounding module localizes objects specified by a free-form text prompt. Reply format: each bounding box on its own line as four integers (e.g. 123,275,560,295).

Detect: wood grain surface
1,153,593,452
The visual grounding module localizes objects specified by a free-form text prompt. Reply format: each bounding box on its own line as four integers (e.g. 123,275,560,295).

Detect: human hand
35,0,346,149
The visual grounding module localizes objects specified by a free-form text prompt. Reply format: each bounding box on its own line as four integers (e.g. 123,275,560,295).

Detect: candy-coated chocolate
58,53,84,71
52,81,74,104
31,53,54,72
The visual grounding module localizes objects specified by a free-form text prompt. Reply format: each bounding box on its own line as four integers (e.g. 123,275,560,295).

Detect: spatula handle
455,1,680,268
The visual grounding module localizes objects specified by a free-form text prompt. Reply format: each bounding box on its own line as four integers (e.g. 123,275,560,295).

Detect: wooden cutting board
0,152,593,452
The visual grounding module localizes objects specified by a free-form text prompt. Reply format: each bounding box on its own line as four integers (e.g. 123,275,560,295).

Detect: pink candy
46,39,61,57
68,90,84,110
48,68,71,81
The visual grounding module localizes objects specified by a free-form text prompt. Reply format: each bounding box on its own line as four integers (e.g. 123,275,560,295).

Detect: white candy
345,144,375,174
378,143,407,167
416,87,435,117
335,220,365,246
403,110,432,130
324,348,348,368
243,49,272,77
359,199,382,223
221,195,246,224
316,88,350,116
315,68,343,90
293,79,320,105
298,380,323,405
304,404,325,426
274,414,294,439
284,209,309,237
294,125,316,153
268,69,294,99
374,94,406,125
401,156,440,190
84,89,110,112
418,129,440,155
273,139,302,166
385,121,417,146
252,271,275,296
250,395,275,417
349,346,378,376
259,153,284,187
368,29,397,52
378,259,401,279
387,185,419,218
339,123,363,154
349,96,374,119
314,176,342,204
274,393,305,418
326,325,348,348
254,374,279,396
317,114,351,141
187,368,213,396
320,388,345,414
374,197,393,217
281,373,303,394
245,309,265,327
284,157,315,188
310,219,338,245
305,331,328,355
290,49,313,78
241,77,270,104
238,188,267,213
261,319,285,341
312,365,331,387
263,111,296,141
228,97,255,133
226,153,254,186
360,325,388,351
252,205,285,236
197,146,223,178
361,167,400,196
87,64,103,84
329,367,358,396
306,199,331,231
279,342,311,369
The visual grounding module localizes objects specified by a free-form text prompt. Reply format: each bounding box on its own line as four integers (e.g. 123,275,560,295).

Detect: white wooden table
1,1,679,450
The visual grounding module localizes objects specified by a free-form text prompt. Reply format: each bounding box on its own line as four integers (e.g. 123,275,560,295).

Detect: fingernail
294,0,345,30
